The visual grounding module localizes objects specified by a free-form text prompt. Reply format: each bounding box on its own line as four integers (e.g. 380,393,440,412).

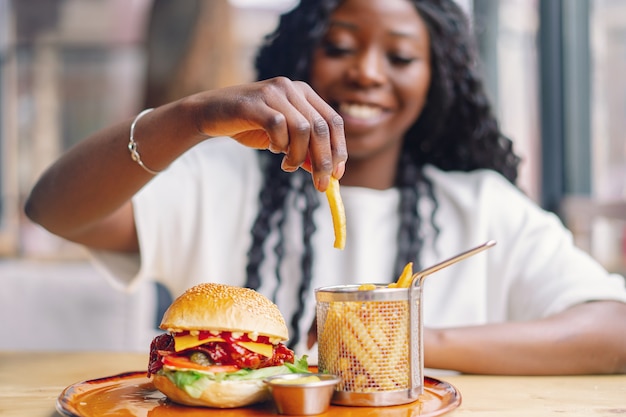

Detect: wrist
177,93,218,143
128,108,162,175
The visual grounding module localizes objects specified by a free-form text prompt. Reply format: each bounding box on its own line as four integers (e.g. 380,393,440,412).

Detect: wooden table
1,351,625,417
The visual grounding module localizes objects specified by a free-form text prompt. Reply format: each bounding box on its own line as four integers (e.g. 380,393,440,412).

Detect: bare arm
24,78,347,252
425,300,626,375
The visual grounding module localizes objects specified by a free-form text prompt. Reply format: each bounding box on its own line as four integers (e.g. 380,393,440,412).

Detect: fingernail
281,157,297,172
333,161,346,179
316,174,330,191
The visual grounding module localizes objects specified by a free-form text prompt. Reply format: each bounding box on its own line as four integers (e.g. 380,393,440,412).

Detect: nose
346,47,387,87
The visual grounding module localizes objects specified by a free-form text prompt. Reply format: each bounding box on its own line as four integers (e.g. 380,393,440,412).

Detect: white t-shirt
90,137,626,355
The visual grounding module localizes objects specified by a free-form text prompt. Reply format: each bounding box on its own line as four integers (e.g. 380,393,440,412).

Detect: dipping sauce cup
264,373,341,415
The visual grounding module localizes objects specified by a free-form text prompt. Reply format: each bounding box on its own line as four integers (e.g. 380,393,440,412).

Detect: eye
389,54,416,66
322,41,354,57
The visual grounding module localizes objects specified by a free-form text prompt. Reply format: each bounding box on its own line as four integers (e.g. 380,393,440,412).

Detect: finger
298,153,313,174
323,110,347,180
216,79,346,188
301,90,346,190
224,78,308,155
283,81,345,191
254,80,308,155
248,79,318,174
273,81,330,177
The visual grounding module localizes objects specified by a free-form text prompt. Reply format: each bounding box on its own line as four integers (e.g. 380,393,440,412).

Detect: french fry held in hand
389,261,414,288
325,176,346,250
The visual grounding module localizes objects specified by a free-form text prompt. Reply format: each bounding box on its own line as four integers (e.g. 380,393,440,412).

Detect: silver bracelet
128,108,161,175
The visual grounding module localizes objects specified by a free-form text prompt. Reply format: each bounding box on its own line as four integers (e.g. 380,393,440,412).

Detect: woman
25,0,626,374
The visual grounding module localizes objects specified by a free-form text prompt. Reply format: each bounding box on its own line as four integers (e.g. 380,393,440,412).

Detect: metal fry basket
315,284,423,406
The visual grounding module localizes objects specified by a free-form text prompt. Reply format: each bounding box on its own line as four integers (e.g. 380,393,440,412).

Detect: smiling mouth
338,102,385,120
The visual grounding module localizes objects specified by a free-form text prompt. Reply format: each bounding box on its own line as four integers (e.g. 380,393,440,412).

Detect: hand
194,77,347,191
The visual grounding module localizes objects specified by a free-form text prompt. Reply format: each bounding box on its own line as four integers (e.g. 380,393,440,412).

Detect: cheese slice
174,334,224,352
173,334,274,357
236,341,274,358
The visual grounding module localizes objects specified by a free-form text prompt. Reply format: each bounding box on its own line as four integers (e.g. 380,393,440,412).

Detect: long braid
393,149,443,277
394,152,422,276
246,151,319,347
289,174,320,349
270,194,288,302
245,153,290,293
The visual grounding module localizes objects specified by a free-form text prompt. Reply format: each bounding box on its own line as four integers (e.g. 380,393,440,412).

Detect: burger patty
148,333,295,376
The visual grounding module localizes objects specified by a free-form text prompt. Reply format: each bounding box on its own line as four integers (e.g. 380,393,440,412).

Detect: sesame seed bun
159,283,289,341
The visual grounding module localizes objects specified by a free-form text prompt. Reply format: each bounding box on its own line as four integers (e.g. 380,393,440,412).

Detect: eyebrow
328,20,423,40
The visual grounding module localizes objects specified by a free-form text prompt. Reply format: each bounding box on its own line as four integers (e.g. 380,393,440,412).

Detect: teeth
339,103,382,119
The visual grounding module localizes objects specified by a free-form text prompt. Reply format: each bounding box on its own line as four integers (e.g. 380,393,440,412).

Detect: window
474,0,541,201
591,0,626,200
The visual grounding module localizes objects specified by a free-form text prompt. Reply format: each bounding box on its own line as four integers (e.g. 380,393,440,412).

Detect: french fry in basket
319,304,342,372
358,284,377,291
389,261,414,288
325,176,346,250
344,310,381,388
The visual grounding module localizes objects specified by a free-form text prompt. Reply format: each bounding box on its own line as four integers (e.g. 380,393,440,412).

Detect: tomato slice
162,355,239,373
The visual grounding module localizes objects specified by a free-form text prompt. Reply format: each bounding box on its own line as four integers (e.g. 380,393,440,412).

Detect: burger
147,282,309,408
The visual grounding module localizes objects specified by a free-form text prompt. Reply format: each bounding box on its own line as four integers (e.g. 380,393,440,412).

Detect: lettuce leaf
285,355,310,373
168,371,212,398
161,355,311,398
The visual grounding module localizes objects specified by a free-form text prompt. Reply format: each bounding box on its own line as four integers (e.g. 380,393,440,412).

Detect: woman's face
310,0,431,163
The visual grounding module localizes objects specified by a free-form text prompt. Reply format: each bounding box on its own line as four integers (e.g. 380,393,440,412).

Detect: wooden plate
57,371,461,417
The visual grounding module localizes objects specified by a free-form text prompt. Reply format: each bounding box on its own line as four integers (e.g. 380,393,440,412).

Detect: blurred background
1,0,625,351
